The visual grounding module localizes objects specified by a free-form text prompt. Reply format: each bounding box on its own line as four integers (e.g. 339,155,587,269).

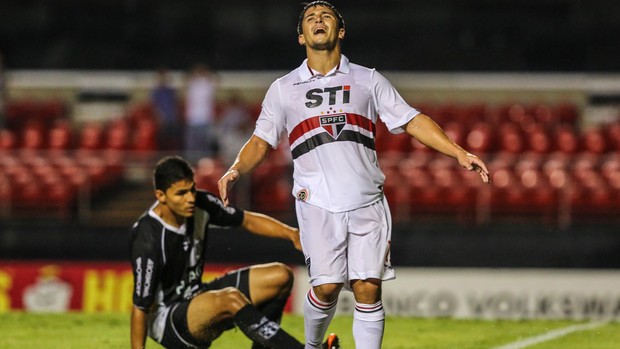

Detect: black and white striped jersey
130,190,244,310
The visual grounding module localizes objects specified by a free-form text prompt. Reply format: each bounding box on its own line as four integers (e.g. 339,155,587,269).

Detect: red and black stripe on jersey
288,112,376,159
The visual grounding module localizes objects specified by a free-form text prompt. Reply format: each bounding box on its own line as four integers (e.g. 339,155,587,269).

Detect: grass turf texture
0,313,618,349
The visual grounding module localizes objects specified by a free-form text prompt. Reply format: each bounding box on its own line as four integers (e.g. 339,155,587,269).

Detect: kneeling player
130,156,339,349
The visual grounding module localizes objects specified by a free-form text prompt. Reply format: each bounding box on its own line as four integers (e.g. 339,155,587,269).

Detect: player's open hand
458,152,490,184
218,169,240,206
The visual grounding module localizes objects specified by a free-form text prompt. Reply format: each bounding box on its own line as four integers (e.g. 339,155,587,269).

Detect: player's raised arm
405,113,490,183
218,135,271,206
241,210,302,251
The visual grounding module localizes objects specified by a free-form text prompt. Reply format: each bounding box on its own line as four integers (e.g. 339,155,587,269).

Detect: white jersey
254,55,419,212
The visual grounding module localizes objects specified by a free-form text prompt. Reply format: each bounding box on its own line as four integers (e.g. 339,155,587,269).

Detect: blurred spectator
0,53,6,129
151,68,181,151
184,63,218,161
217,90,253,165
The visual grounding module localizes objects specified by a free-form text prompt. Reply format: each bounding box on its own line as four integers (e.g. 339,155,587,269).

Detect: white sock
352,301,385,349
303,288,337,349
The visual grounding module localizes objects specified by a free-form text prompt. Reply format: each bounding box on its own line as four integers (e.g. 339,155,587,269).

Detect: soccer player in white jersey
218,2,491,348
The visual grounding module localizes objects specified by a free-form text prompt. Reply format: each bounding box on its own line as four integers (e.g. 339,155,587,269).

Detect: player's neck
154,204,185,228
306,48,341,75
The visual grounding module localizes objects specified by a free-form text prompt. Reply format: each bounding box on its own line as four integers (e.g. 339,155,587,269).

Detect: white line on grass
491,321,607,349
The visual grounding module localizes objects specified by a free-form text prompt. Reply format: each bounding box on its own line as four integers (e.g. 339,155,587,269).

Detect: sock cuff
306,288,337,311
234,304,263,326
354,301,385,322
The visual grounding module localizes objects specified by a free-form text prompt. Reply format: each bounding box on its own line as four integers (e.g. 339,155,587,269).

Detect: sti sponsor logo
320,114,347,139
305,85,350,108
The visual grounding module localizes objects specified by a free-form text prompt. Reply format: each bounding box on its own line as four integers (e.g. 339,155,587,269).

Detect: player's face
298,5,344,50
159,179,196,218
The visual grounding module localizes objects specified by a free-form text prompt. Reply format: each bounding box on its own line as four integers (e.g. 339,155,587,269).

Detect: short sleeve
197,191,244,228
253,80,286,148
130,221,161,310
371,70,420,134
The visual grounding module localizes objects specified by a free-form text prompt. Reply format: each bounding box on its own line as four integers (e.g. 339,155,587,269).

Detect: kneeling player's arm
242,211,302,251
131,306,148,349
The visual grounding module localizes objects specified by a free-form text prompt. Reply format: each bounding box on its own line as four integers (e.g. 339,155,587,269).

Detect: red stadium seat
520,169,558,215
553,126,580,154
581,127,608,154
21,123,46,150
0,174,11,211
496,122,526,154
48,121,73,150
39,99,67,124
443,121,466,145
0,129,17,150
605,122,620,151
465,122,494,154
105,120,130,150
488,168,535,217
527,127,552,153
553,101,579,125
194,157,225,193
381,166,410,220
132,119,158,152
532,103,558,125
78,123,105,150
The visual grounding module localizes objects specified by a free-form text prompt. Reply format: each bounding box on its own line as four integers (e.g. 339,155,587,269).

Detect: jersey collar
298,54,350,80
148,202,188,236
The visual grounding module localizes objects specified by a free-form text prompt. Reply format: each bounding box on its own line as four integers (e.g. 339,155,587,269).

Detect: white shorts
296,196,395,287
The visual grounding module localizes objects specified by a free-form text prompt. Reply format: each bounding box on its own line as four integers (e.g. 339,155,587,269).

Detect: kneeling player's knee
216,287,251,313
271,263,294,294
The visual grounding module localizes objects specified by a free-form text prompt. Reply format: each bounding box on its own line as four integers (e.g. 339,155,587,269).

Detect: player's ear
338,28,345,40
298,34,306,46
155,189,167,204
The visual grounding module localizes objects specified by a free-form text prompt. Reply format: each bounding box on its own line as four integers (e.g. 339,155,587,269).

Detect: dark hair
153,156,194,191
297,1,345,35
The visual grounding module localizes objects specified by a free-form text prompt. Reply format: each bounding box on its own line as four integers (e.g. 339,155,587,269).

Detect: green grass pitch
0,312,618,348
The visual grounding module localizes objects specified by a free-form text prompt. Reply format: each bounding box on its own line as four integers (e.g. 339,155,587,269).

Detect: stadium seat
42,178,76,217
250,160,293,214
381,165,410,220
442,121,466,145
78,123,105,150
0,182,10,216
527,126,552,153
194,157,225,193
553,101,579,125
105,120,130,150
532,103,557,125
21,123,46,150
581,127,608,154
553,125,580,154
39,99,67,125
132,119,158,152
0,129,17,151
48,121,73,151
465,122,494,154
488,167,534,216
498,123,525,154
605,122,620,151
520,169,558,217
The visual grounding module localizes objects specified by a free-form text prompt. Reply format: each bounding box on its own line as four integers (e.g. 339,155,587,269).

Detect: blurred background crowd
1,0,619,268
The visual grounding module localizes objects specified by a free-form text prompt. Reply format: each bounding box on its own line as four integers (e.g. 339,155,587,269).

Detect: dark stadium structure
0,0,619,72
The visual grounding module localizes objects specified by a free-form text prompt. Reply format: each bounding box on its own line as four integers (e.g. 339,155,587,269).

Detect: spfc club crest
319,114,347,139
